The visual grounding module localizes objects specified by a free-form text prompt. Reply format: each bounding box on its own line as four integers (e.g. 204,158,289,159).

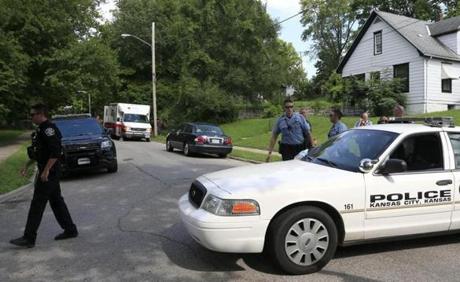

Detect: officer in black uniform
10,104,78,248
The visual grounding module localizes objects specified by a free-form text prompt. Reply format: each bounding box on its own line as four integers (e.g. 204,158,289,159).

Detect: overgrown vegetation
0,143,35,194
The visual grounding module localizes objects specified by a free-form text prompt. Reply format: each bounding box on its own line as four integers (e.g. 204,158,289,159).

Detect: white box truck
104,103,152,142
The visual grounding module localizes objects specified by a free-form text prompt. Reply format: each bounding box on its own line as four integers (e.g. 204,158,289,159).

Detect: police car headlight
202,194,260,216
101,140,112,149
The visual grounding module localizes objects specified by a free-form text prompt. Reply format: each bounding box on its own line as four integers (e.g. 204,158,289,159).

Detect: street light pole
77,90,90,115
151,22,158,137
121,24,158,137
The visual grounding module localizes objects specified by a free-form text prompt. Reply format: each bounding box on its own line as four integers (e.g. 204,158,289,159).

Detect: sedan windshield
303,129,398,172
55,119,103,138
195,125,223,135
124,114,149,123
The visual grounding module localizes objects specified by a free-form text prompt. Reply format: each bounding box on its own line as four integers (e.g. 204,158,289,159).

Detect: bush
263,103,282,118
324,72,406,116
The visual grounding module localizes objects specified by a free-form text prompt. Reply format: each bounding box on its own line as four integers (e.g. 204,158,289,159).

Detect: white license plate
77,158,91,165
210,139,221,144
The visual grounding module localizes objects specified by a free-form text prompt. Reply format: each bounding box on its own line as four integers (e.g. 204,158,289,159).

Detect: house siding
425,58,460,111
342,18,426,113
437,32,459,54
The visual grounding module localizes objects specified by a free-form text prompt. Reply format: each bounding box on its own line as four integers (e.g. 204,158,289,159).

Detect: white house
337,11,460,114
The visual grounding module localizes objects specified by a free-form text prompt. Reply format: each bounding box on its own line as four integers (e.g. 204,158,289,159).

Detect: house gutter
424,56,433,113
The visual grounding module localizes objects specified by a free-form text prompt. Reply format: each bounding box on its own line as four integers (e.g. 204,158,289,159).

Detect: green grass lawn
0,130,25,146
221,115,379,150
0,143,35,194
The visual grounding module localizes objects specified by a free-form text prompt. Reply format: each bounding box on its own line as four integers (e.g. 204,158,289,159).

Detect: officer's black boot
54,229,78,241
9,236,35,248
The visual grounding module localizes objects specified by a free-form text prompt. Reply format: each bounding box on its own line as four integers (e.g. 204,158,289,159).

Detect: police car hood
200,160,357,196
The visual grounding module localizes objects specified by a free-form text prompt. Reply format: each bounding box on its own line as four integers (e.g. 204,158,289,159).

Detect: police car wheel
268,206,337,275
146,138,151,142
166,140,174,152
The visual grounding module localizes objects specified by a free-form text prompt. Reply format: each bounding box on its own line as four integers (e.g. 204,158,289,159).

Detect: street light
77,90,91,115
120,22,158,137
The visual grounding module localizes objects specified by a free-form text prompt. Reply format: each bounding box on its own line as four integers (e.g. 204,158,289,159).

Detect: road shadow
162,221,460,277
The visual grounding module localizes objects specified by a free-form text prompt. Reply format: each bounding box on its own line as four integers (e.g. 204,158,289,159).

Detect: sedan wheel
267,206,337,275
166,140,174,152
183,143,191,156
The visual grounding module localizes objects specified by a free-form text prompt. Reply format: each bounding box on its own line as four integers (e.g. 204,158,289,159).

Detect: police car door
364,132,454,239
445,131,460,230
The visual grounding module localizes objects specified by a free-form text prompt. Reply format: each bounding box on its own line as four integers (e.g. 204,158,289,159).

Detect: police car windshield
304,129,398,172
55,119,103,138
123,114,149,123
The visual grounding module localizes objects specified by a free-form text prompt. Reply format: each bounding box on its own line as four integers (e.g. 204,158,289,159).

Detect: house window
393,63,409,92
442,79,452,93
374,31,382,55
370,71,380,80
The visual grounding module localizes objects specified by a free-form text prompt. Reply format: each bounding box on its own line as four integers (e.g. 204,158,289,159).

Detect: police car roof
354,123,460,134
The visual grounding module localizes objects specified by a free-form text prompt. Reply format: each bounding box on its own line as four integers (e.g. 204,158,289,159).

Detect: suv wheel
107,160,118,173
267,206,337,275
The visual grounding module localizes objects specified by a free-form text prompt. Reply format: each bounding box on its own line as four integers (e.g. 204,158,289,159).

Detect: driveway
1,141,459,281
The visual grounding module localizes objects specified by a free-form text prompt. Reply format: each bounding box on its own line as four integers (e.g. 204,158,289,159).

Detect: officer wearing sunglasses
267,99,313,161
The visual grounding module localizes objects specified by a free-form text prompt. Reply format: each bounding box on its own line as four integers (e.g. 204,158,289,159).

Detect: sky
98,0,316,78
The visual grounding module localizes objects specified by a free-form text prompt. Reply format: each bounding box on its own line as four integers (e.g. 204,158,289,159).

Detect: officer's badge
45,127,55,136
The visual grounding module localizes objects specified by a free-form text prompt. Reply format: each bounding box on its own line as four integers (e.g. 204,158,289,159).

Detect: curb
0,171,35,204
228,156,262,164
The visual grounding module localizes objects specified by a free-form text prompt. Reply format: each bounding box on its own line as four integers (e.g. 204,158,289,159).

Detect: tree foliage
109,0,306,125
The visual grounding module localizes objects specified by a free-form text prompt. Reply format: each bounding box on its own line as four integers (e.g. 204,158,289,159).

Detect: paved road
1,141,460,281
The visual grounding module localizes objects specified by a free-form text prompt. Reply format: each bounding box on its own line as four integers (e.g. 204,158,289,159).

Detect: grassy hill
221,110,460,151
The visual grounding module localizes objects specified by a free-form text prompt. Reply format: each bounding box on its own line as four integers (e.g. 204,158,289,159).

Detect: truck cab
103,103,152,142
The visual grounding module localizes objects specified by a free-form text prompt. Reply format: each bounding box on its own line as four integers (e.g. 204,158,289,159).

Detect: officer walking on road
267,99,313,161
10,104,78,248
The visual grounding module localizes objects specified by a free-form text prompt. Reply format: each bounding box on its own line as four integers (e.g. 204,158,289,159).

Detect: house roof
429,16,460,36
337,11,460,73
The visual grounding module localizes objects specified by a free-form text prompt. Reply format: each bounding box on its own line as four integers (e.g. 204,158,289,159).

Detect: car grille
189,181,207,208
131,128,146,132
65,143,100,153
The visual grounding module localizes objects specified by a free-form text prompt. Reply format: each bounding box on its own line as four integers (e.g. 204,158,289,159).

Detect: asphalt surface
1,141,460,281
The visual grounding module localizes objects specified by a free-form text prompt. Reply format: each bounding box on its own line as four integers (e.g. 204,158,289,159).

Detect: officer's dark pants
24,173,77,242
279,143,305,161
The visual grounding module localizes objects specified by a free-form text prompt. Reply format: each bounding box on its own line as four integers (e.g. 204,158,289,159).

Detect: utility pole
152,22,158,137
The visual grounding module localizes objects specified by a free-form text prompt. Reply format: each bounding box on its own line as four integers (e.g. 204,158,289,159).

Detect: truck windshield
55,119,103,138
123,114,149,123
303,129,398,172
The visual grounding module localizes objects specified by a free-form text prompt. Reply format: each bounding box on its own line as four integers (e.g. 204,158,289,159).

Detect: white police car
179,117,460,274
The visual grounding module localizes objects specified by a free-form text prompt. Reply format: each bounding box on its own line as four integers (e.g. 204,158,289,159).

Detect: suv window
448,133,460,168
389,133,443,171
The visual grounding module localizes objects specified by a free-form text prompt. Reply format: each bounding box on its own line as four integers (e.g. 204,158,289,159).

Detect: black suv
53,115,118,175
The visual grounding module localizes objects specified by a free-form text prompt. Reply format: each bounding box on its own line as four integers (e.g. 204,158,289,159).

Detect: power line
277,10,306,24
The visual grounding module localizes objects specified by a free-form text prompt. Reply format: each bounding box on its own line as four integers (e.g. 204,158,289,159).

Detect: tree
300,0,359,95
109,0,306,125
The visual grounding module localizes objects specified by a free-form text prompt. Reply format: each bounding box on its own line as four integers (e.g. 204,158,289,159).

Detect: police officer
10,104,78,248
328,109,348,139
267,99,313,161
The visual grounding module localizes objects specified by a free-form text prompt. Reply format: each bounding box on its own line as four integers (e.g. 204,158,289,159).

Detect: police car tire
268,206,338,275
146,138,151,142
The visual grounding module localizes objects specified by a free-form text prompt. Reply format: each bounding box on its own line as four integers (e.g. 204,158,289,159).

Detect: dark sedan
166,123,232,157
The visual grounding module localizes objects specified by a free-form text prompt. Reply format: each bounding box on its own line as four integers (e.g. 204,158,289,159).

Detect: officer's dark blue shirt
35,120,62,171
273,112,310,145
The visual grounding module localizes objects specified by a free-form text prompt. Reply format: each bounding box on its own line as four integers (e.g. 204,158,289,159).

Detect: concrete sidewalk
233,146,281,157
0,132,31,163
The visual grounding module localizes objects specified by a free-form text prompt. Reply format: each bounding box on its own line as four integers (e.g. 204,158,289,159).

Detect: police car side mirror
379,159,407,175
359,158,375,173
